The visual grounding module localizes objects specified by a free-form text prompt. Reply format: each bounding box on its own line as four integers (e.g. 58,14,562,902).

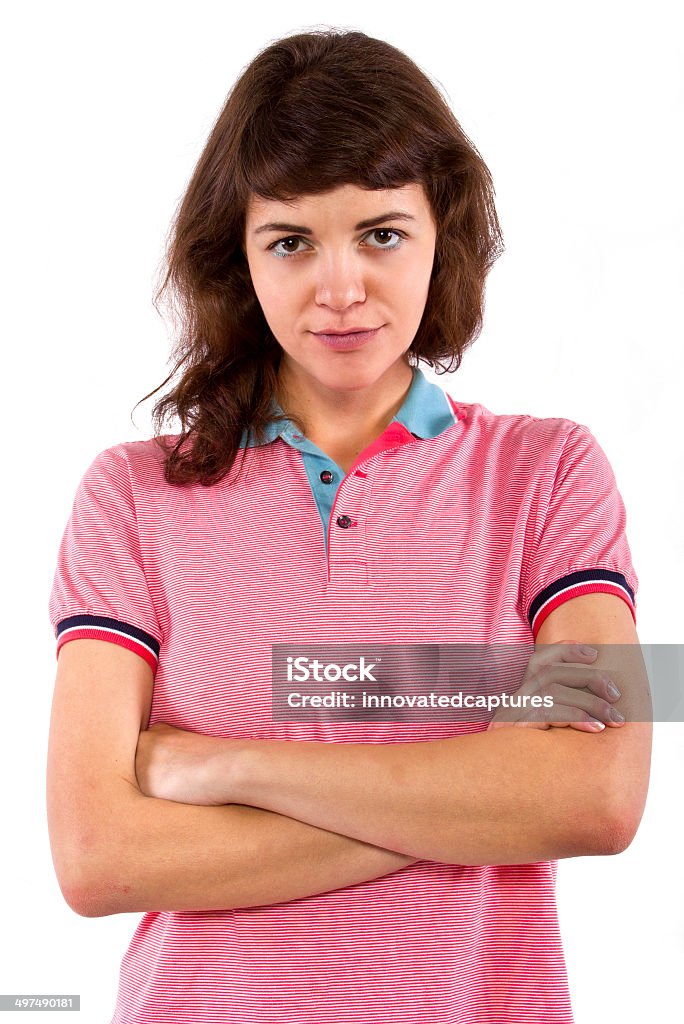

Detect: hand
486,640,624,733
134,722,243,806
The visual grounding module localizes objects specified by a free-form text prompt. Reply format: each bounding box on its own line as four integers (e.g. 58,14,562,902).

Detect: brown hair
137,27,504,486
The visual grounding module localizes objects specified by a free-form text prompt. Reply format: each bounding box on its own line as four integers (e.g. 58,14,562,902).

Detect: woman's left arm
138,594,652,865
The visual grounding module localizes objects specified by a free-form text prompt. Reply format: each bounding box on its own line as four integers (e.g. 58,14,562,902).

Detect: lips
314,327,380,335
313,326,383,351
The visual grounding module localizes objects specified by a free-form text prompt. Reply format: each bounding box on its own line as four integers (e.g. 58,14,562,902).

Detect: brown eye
365,228,404,250
269,236,310,258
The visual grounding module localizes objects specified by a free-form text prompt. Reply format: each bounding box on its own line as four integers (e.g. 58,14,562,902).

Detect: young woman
47,28,651,1024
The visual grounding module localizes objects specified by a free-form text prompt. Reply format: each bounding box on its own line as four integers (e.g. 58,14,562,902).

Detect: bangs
234,70,434,204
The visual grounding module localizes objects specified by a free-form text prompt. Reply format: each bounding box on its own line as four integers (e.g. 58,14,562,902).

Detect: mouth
312,327,383,350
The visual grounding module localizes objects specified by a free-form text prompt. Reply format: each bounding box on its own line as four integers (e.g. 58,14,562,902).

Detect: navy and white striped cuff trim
55,614,160,668
529,568,636,633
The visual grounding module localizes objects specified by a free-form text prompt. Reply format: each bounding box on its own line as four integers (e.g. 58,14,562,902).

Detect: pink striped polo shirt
48,365,638,1024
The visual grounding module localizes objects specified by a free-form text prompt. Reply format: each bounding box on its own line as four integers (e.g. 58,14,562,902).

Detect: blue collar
239,366,457,448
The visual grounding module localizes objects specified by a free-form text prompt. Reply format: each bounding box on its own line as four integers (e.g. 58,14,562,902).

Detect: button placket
327,467,372,585
285,433,344,556
286,424,417,587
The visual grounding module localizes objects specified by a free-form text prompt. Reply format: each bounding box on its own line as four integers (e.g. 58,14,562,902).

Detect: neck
276,360,414,449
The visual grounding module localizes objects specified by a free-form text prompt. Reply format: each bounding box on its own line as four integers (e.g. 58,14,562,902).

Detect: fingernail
607,682,621,699
609,708,625,723
581,646,598,657
589,719,605,730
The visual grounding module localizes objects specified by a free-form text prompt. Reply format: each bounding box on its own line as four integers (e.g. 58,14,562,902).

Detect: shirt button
336,515,352,529
320,470,334,484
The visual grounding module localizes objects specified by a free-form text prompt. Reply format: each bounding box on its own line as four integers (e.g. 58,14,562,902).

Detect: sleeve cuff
528,569,637,639
55,614,160,672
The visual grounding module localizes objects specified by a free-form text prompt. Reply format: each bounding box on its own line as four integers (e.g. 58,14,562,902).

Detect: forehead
245,182,430,223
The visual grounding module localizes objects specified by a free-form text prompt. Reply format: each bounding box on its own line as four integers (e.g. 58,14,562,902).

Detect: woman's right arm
47,639,417,918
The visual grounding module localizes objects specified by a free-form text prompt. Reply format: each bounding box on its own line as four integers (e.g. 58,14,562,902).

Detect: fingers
489,696,625,730
527,643,620,703
528,665,620,703
487,711,604,732
532,640,598,667
549,684,625,724
486,641,625,732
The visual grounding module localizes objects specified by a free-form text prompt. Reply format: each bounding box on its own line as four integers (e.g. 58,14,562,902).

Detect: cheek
390,263,431,308
249,269,289,318
393,244,433,286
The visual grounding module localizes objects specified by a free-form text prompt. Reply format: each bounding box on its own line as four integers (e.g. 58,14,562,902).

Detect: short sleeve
48,446,162,673
521,423,639,639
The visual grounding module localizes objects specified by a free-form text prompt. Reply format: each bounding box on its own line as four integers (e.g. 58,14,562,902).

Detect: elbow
54,851,129,918
61,875,132,918
51,842,106,917
62,885,110,919
573,752,650,858
56,865,114,918
583,800,645,857
49,811,139,917
48,790,142,917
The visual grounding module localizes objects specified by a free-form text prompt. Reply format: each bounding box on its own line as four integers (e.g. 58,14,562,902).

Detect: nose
314,249,367,309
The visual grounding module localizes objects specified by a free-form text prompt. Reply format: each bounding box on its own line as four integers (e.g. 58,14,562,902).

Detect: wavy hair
137,27,504,485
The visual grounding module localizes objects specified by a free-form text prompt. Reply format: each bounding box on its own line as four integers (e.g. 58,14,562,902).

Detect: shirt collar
239,365,458,449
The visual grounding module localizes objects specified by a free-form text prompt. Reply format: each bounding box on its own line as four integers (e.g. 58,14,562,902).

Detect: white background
2,1,682,1021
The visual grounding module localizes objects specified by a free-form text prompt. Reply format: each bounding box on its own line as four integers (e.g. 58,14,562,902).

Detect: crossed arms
46,594,652,917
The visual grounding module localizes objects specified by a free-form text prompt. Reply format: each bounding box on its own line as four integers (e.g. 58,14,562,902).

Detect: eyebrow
253,210,417,236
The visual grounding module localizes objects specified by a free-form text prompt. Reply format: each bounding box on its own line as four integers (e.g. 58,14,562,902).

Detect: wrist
221,737,266,806
203,737,253,806
229,737,283,809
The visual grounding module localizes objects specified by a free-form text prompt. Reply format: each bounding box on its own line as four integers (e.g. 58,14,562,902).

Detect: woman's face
243,182,438,401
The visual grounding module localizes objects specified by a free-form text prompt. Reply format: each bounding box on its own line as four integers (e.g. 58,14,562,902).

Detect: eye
364,228,404,250
268,236,311,258
267,227,406,259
